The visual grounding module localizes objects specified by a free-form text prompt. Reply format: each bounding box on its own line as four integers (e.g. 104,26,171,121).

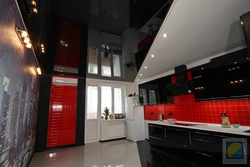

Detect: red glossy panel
54,20,81,68
144,94,250,126
47,84,77,148
171,75,176,84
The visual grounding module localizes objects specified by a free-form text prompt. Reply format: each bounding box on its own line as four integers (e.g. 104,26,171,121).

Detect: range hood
166,65,193,96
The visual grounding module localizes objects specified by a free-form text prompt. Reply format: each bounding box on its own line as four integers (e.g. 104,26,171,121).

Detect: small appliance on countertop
158,114,164,121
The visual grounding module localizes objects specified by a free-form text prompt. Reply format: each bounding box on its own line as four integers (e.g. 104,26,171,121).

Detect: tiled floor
29,140,141,167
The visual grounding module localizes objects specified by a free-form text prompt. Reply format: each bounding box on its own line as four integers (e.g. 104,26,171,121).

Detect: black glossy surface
193,62,250,101
137,141,198,167
139,76,173,105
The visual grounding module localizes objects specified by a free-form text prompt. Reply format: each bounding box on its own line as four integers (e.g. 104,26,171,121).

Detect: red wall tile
47,84,77,147
144,94,250,126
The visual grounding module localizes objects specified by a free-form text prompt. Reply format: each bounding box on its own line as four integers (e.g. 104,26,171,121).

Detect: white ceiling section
136,0,250,84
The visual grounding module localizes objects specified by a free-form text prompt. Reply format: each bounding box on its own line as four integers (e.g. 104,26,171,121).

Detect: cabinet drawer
148,124,165,140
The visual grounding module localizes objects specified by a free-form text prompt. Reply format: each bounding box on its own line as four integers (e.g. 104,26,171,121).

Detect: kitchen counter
148,120,250,136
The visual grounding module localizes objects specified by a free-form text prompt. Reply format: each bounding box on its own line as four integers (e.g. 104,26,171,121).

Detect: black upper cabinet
193,66,226,101
139,76,173,105
224,62,250,98
193,62,250,101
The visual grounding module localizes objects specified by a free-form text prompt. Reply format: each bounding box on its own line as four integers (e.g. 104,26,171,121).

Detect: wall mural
0,0,40,166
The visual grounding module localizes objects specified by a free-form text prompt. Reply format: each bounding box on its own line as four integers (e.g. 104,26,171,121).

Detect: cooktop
243,129,250,133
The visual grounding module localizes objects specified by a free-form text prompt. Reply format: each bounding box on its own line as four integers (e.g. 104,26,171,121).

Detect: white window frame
87,45,123,78
86,83,125,120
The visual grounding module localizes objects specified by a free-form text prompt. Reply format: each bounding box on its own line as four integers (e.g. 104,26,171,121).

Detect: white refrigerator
125,97,145,142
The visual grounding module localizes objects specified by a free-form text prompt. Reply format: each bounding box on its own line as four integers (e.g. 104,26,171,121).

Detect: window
101,86,112,113
114,88,122,113
86,84,124,119
113,49,122,77
88,45,123,78
86,86,98,119
88,47,98,74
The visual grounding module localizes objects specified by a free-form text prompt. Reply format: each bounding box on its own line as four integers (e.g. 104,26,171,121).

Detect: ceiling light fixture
163,33,167,38
234,62,237,64
137,79,139,81
140,74,142,76
15,26,32,49
201,68,204,70
241,21,244,25
144,66,147,69
151,54,154,58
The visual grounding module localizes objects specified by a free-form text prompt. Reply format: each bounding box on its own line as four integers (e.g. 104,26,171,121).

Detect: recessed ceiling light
151,54,154,58
241,21,244,25
144,66,147,69
163,33,167,38
234,62,237,64
140,74,142,76
201,68,204,70
137,79,139,81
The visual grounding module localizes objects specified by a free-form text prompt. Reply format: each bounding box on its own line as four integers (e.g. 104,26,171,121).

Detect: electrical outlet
150,112,154,115
168,112,173,116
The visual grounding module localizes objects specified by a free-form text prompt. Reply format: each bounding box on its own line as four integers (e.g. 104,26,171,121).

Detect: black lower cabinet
148,124,250,167
148,124,167,151
189,131,215,167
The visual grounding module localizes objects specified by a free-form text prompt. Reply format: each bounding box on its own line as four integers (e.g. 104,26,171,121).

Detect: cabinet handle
194,132,210,136
189,131,192,144
149,125,163,128
213,134,237,139
194,138,211,143
149,136,163,141
168,127,185,132
164,128,167,138
196,151,213,158
229,95,250,98
169,141,187,147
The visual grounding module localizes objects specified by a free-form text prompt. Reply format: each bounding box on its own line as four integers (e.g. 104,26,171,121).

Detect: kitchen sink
173,123,198,126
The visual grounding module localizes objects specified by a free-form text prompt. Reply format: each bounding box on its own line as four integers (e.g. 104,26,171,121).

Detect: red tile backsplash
144,94,250,126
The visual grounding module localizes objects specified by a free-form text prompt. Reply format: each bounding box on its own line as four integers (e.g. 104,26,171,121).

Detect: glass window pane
139,89,147,104
101,45,111,77
87,86,98,119
88,47,98,74
114,88,122,114
101,86,112,114
113,50,122,77
149,90,156,104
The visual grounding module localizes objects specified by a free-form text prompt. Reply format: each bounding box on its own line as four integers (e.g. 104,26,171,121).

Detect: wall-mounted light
230,80,244,84
34,66,42,75
193,75,202,79
40,44,45,53
195,86,205,90
25,0,38,14
15,26,32,49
